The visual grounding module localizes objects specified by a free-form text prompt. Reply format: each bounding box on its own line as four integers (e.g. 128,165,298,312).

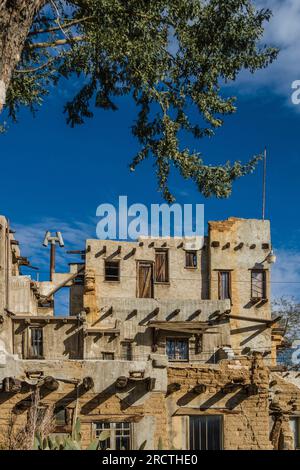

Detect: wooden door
138,262,153,298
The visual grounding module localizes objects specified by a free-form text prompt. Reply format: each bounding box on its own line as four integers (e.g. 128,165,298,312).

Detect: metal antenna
262,147,267,221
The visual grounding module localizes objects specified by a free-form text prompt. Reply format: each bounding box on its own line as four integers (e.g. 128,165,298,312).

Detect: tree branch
14,58,55,74
28,36,83,49
29,17,93,36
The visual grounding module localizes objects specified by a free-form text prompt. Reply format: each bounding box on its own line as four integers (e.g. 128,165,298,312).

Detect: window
30,327,43,358
94,422,131,450
195,335,203,354
218,271,231,300
189,415,223,450
55,408,68,426
102,352,114,360
251,270,266,300
166,338,189,362
121,342,133,360
185,251,197,268
105,260,120,282
155,250,169,283
290,418,300,449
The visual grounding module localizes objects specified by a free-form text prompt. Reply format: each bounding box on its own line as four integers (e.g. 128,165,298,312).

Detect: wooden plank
149,321,216,329
228,314,281,326
174,407,239,416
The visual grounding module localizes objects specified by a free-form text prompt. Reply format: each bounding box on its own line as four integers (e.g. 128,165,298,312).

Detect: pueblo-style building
0,214,299,450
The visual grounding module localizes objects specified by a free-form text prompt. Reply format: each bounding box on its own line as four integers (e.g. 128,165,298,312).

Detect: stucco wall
209,218,273,354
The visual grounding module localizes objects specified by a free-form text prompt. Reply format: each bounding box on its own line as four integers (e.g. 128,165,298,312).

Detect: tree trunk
0,0,46,112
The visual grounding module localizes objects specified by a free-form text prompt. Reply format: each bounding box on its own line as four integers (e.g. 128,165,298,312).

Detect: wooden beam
40,265,85,303
228,314,281,326
174,408,239,416
13,315,81,323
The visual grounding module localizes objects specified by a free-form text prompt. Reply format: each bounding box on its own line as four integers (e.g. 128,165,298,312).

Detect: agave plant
33,418,110,451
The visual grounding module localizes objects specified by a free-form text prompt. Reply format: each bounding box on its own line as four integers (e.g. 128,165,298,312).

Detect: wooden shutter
186,251,197,268
155,250,168,282
138,263,153,298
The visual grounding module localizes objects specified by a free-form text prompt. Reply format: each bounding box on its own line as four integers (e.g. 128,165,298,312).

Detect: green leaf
86,440,100,450
139,440,147,450
97,430,111,442
157,437,163,450
3,0,278,201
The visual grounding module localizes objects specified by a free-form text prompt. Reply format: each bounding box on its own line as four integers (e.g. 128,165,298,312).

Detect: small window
185,251,197,268
195,335,203,354
94,422,131,450
30,327,43,358
166,338,189,362
155,250,169,283
218,271,231,300
121,342,133,361
290,418,300,449
251,270,266,300
55,408,68,426
190,415,223,450
105,260,120,282
102,352,114,360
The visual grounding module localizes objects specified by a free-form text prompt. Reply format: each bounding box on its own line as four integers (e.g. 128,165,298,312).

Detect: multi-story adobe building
0,214,300,450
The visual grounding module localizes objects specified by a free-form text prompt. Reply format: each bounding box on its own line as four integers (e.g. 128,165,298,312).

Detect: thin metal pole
262,147,267,220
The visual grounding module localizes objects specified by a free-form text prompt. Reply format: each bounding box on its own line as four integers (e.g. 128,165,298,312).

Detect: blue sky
1,0,300,308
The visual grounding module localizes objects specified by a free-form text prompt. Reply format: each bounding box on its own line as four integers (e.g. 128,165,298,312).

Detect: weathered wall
12,319,84,360
166,355,273,450
85,238,209,303
269,372,300,450
208,218,273,354
9,276,39,315
84,297,231,362
0,216,21,354
0,357,168,450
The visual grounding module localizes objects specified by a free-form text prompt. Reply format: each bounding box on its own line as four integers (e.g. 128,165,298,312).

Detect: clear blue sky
0,0,299,304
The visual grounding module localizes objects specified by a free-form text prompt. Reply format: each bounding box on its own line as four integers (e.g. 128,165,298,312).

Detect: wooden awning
148,321,219,334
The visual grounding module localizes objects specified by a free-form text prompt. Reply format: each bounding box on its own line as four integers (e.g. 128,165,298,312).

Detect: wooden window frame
121,341,133,361
93,421,132,450
166,337,189,362
104,259,120,282
154,249,169,284
102,351,115,360
28,326,44,359
218,270,232,301
251,269,267,301
185,251,198,269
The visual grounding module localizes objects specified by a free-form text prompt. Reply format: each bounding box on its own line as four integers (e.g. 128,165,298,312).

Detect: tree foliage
4,0,278,200
272,297,300,345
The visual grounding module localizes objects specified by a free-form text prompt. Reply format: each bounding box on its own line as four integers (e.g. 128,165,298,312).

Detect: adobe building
0,214,299,450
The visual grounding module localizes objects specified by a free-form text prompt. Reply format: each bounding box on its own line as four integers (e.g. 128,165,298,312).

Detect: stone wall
166,354,273,450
